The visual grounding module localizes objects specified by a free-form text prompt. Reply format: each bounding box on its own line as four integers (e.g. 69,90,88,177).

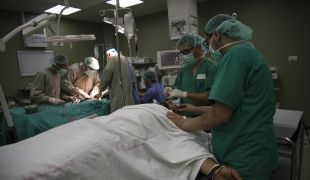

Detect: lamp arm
57,5,68,37
1,22,35,43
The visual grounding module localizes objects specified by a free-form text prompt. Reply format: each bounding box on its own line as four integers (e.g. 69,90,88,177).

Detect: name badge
197,74,206,79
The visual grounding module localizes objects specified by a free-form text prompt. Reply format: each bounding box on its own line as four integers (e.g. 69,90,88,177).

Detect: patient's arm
200,158,241,180
178,103,212,115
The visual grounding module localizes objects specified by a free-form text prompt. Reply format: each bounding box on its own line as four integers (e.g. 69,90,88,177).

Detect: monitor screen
23,12,45,35
157,50,184,70
161,52,180,66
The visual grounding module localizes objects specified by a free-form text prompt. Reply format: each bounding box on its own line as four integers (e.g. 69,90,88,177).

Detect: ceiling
0,0,208,23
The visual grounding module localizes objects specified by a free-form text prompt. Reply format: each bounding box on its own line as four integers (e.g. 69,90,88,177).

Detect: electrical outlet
53,42,63,46
288,56,297,61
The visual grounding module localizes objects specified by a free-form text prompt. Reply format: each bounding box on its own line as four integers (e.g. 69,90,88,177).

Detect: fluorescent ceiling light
104,17,113,24
44,5,81,15
106,0,143,8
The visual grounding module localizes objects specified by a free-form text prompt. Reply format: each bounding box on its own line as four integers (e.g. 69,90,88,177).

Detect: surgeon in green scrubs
164,33,217,118
166,14,279,180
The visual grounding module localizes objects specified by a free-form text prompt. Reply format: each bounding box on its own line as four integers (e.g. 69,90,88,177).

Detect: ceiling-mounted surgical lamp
0,13,57,52
42,0,96,48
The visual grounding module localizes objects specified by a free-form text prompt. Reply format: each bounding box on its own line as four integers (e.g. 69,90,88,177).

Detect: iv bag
94,46,99,59
124,13,134,39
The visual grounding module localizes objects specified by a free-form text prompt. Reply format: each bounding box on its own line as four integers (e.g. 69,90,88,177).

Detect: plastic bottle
124,13,134,40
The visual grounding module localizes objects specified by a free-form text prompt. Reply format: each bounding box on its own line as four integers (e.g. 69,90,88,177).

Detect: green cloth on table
1,99,110,142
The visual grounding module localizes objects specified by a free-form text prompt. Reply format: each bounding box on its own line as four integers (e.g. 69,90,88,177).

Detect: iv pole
114,0,125,107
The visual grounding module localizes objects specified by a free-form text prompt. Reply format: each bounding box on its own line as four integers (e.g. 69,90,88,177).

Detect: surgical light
103,17,113,24
44,5,81,15
42,0,96,48
106,0,143,8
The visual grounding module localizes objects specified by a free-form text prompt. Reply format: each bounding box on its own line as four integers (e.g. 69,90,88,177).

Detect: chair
270,121,304,180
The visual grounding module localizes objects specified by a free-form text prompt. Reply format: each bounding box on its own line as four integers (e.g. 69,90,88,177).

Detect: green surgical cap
142,71,156,81
205,14,234,34
53,54,68,64
205,14,253,41
176,33,206,49
84,57,99,70
216,19,253,41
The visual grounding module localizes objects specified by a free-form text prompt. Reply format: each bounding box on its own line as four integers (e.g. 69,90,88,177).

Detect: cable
168,25,173,49
63,103,78,122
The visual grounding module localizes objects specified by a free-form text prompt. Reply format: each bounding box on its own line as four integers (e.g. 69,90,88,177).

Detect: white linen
0,104,215,180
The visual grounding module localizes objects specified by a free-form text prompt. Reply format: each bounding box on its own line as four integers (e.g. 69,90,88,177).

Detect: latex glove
90,90,99,98
170,89,187,99
79,89,90,99
164,87,172,97
99,89,109,100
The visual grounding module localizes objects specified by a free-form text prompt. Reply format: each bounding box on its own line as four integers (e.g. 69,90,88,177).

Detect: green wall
118,0,310,125
1,0,309,125
0,9,115,102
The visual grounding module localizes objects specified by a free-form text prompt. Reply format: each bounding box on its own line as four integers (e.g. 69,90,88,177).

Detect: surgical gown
61,62,100,98
30,68,62,105
99,55,135,112
141,82,168,103
174,58,217,117
208,43,278,179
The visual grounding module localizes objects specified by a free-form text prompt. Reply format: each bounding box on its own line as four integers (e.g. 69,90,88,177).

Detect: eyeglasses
179,47,194,55
202,35,212,49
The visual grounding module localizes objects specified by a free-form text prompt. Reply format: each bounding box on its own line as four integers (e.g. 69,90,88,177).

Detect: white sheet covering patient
0,104,221,179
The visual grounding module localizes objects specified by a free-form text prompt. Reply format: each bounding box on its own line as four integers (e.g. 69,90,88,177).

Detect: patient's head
160,100,180,114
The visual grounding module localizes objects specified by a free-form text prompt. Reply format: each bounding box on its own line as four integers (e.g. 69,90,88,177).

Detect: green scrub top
208,43,279,179
174,58,217,117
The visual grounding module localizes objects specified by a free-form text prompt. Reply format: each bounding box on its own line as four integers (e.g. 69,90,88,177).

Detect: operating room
0,0,309,179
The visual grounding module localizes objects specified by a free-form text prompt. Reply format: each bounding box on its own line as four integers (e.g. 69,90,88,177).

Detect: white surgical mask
85,69,95,75
51,64,67,75
209,34,243,62
57,69,67,75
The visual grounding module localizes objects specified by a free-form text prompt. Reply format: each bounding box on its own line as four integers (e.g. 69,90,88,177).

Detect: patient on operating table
0,103,240,180
159,101,240,180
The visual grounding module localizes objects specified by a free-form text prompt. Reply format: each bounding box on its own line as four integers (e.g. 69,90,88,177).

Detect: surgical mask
57,69,67,75
182,53,204,66
85,69,95,75
145,84,150,89
51,64,67,75
209,34,243,62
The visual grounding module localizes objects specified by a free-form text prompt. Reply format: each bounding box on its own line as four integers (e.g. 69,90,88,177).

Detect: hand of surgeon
170,89,187,99
166,111,186,130
178,103,195,113
163,87,172,97
68,96,77,102
79,89,90,99
90,90,99,98
214,167,241,180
